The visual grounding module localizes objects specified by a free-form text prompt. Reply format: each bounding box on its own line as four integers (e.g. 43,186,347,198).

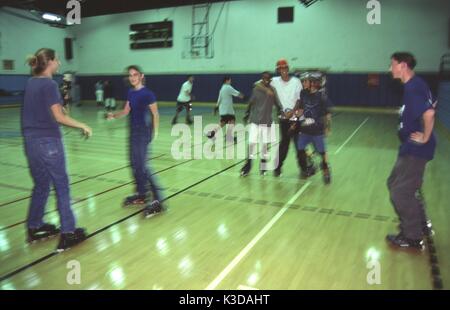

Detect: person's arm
410,109,435,144
230,86,244,99
50,104,92,137
322,92,332,135
254,81,274,97
184,84,192,99
108,101,130,119
150,103,160,141
243,91,257,123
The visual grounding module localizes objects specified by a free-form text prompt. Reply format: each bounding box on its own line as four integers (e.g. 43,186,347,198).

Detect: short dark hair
391,52,417,69
223,76,231,83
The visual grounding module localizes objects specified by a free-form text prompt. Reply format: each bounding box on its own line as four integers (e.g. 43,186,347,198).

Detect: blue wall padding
437,81,450,131
1,73,440,107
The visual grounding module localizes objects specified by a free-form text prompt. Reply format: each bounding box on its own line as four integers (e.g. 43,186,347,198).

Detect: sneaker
386,233,424,251
56,228,87,252
260,159,267,176
273,167,281,177
323,168,331,185
301,166,316,179
27,223,60,243
144,200,165,218
240,160,252,177
123,194,146,207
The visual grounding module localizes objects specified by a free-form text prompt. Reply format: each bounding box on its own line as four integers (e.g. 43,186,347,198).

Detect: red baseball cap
276,59,289,69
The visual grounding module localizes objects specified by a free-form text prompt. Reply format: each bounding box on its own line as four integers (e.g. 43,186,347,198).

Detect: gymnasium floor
0,103,448,290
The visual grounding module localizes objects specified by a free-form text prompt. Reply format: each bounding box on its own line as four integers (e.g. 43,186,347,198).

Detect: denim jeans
129,132,162,202
297,134,326,154
24,137,76,233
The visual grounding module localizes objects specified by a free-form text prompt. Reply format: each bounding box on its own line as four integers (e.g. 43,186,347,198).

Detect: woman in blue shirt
22,48,91,251
108,65,164,217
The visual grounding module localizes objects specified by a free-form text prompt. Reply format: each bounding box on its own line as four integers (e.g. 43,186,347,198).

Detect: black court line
0,161,28,169
0,127,236,208
0,182,30,192
0,157,195,232
424,231,444,290
0,159,245,283
0,137,251,230
0,154,165,208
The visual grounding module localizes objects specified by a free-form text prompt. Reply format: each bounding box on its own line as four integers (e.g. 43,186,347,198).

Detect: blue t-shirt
299,89,332,135
127,87,156,133
21,77,62,139
398,75,436,161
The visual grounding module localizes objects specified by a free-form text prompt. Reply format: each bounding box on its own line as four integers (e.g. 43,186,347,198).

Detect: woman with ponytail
22,48,91,252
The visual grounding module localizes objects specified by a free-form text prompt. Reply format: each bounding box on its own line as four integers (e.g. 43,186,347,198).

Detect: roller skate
27,223,60,243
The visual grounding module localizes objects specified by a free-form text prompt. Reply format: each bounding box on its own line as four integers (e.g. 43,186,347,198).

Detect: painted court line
334,117,370,155
205,181,312,290
237,285,259,290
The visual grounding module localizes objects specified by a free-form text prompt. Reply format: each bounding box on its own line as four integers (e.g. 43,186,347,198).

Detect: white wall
0,7,77,75
72,0,449,74
3,0,448,75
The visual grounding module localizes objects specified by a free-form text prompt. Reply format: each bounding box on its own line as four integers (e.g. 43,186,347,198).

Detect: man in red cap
270,58,303,177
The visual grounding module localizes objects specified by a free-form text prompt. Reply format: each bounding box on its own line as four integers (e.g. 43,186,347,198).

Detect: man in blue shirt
386,52,436,250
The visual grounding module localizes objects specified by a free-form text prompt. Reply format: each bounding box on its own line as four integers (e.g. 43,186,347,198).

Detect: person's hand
152,130,159,142
81,124,92,138
283,110,294,119
106,112,115,120
213,106,219,116
410,131,427,144
288,123,297,134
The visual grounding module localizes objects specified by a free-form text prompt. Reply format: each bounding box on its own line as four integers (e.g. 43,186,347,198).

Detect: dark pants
173,101,192,123
129,132,162,201
24,137,76,233
275,120,301,171
387,155,428,240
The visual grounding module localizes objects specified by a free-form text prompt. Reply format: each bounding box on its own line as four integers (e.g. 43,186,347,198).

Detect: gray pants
387,155,428,240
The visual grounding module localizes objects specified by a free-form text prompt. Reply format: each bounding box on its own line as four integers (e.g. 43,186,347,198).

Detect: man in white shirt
207,76,244,142
172,75,194,125
271,59,303,177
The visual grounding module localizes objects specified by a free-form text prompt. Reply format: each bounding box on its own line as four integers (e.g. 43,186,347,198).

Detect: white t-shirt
270,76,302,113
218,84,240,115
177,81,193,102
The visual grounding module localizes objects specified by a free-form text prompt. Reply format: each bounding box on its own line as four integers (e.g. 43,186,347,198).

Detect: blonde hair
26,48,56,75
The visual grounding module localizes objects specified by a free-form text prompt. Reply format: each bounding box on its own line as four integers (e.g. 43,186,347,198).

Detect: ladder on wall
183,3,214,59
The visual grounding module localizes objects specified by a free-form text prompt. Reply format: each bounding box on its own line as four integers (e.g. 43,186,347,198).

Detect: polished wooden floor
0,102,449,290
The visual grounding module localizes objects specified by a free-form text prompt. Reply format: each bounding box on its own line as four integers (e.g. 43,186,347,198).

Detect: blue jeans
297,134,326,153
24,137,76,233
129,132,162,201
